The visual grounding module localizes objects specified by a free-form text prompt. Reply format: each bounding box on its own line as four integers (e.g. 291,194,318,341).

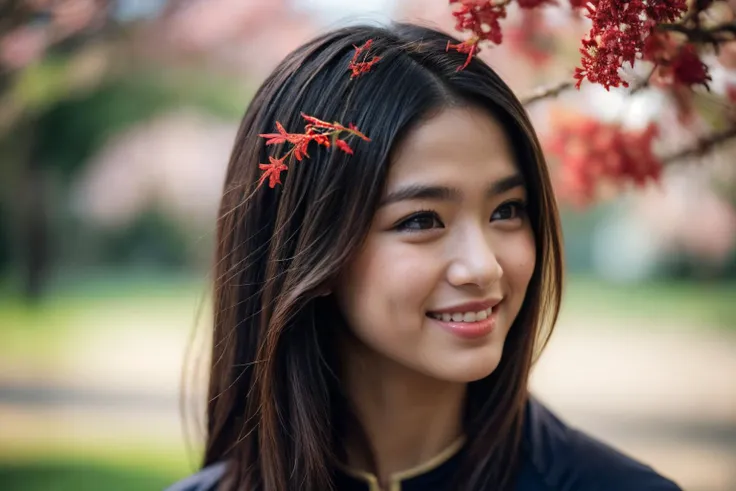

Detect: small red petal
336,140,354,154
301,113,336,129
261,136,285,145
258,156,288,188
294,141,310,161
312,134,331,147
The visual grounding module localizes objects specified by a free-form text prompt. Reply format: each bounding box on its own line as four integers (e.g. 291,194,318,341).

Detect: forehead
387,106,518,189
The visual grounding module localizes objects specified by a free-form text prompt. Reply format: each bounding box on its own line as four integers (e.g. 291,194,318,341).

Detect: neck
339,337,466,488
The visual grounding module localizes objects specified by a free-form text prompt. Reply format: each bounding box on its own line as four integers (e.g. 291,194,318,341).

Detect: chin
424,344,504,383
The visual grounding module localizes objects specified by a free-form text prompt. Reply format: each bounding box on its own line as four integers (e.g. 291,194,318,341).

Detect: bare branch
663,125,736,164
657,21,736,44
522,70,654,107
629,66,657,95
521,81,575,106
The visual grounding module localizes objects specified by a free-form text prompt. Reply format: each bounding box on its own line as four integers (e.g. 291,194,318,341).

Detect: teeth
430,307,493,323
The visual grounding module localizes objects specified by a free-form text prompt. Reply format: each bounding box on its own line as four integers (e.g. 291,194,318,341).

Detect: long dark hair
204,22,563,491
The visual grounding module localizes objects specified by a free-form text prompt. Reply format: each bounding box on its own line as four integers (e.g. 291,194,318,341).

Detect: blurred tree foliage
1,63,247,299
0,1,248,300
24,64,244,180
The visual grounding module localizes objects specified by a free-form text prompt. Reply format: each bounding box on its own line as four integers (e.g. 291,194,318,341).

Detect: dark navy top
165,397,682,491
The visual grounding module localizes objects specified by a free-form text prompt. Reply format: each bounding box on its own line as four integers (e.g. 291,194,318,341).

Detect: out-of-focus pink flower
75,110,236,228
545,108,662,206
52,0,103,38
0,26,48,69
717,41,736,70
161,0,317,79
165,0,287,51
637,172,736,263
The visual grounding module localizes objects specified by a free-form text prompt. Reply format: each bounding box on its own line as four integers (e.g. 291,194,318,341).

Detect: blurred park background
0,1,735,490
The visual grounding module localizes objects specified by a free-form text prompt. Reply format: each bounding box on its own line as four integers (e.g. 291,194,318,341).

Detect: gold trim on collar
339,466,382,491
338,436,466,491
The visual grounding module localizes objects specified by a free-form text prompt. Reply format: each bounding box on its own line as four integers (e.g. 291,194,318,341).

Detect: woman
167,23,682,491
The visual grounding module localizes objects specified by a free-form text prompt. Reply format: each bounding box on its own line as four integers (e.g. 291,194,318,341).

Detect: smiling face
334,106,537,383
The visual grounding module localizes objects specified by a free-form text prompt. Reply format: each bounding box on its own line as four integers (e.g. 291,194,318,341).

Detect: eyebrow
378,173,526,207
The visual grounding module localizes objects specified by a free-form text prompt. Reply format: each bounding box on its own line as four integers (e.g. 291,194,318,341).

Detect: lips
427,308,499,339
425,299,503,338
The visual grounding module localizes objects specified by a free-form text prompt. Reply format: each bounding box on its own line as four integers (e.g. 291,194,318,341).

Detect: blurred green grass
0,461,178,491
560,277,736,330
0,442,195,491
0,274,208,362
0,275,205,490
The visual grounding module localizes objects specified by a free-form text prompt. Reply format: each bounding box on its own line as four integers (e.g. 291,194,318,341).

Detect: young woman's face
335,106,536,382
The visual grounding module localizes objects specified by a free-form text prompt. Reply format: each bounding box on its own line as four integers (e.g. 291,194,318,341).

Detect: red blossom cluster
257,114,370,188
446,0,507,70
643,32,711,88
440,0,734,208
638,32,712,125
545,111,663,205
573,0,689,90
446,0,554,70
348,39,381,79
446,0,715,92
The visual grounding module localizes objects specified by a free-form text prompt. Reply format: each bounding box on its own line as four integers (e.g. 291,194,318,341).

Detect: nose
446,226,503,289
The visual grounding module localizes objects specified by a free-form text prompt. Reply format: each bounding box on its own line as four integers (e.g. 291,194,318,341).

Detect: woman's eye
491,201,526,221
396,211,444,231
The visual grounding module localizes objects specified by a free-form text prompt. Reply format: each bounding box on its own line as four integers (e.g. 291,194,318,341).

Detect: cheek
337,237,441,328
500,228,536,293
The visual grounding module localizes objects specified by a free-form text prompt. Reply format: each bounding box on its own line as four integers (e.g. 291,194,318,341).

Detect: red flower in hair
259,121,313,161
257,114,370,188
258,156,289,188
446,38,480,71
348,39,381,79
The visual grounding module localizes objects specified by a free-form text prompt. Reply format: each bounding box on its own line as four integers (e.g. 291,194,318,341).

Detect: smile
427,307,494,323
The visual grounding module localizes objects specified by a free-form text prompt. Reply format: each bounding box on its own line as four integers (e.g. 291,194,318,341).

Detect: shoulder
517,397,682,491
163,462,227,491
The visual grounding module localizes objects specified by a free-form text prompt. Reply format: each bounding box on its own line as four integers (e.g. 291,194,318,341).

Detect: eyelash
395,209,442,232
395,200,527,232
492,199,528,221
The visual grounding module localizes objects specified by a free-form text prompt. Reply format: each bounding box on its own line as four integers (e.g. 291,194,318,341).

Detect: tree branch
521,81,575,106
521,70,654,107
657,21,736,45
663,125,736,164
629,66,657,95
